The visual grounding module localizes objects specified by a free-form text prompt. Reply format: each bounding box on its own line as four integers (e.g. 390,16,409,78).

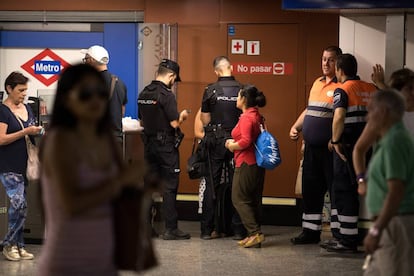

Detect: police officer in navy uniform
200,56,246,240
138,59,190,240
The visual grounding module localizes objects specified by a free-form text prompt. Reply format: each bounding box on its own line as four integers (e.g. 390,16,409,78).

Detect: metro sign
21,48,71,86
34,61,61,74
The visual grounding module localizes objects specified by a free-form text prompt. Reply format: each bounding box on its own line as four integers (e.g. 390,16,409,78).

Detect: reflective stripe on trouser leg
301,144,332,233
330,208,340,238
302,213,322,231
338,214,359,235
333,148,359,245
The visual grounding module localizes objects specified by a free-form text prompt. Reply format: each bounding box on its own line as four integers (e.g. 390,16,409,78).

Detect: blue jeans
0,173,27,248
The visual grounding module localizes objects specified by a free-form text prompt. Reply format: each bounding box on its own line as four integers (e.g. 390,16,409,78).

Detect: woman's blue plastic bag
254,125,281,170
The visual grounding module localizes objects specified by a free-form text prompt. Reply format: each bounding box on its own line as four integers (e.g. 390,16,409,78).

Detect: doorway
228,23,301,198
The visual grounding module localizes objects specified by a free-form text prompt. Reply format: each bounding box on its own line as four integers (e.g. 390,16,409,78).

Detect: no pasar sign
232,62,293,75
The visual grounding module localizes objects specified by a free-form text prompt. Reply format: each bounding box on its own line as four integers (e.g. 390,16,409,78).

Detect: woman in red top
225,84,266,248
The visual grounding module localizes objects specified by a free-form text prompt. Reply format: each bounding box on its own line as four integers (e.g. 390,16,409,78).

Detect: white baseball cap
81,45,109,65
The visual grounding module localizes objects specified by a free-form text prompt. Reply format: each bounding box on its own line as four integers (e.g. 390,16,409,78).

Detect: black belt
144,130,174,137
204,125,232,133
143,130,175,143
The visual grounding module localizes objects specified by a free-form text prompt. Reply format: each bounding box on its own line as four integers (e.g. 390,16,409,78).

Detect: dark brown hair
336,53,358,77
324,46,342,57
388,68,414,91
4,71,29,93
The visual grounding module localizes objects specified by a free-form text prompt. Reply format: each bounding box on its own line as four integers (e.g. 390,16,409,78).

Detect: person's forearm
228,141,242,151
0,128,27,146
332,108,345,142
194,109,204,138
352,124,378,176
194,129,204,139
200,112,211,126
292,109,306,132
171,110,188,128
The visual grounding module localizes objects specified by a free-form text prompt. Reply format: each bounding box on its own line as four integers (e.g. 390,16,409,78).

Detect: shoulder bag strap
110,75,118,99
260,115,266,132
13,113,32,148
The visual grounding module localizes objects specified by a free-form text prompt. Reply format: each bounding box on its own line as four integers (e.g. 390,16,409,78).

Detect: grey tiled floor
1,221,365,276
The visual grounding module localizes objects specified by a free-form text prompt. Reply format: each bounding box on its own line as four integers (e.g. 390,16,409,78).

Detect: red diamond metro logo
21,48,71,87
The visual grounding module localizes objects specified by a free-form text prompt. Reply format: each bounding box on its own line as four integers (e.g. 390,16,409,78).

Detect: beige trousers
364,215,414,276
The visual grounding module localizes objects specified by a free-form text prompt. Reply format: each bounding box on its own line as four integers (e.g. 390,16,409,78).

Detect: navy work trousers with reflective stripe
332,144,359,247
301,144,338,237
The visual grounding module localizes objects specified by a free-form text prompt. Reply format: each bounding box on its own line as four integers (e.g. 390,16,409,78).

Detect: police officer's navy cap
160,59,181,82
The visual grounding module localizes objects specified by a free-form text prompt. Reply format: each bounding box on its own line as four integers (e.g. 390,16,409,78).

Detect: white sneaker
3,245,21,261
18,247,34,260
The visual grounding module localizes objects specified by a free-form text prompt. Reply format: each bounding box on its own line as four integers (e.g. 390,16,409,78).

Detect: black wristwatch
330,139,340,144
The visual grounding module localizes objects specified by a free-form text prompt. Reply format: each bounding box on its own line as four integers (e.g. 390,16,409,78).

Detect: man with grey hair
82,45,128,143
199,56,246,240
362,89,414,275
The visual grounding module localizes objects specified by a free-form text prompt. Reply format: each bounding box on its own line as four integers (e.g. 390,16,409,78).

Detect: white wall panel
340,15,386,82
406,14,414,69
339,16,356,54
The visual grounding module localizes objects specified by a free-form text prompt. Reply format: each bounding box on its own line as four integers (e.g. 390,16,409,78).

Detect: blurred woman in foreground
36,64,144,275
